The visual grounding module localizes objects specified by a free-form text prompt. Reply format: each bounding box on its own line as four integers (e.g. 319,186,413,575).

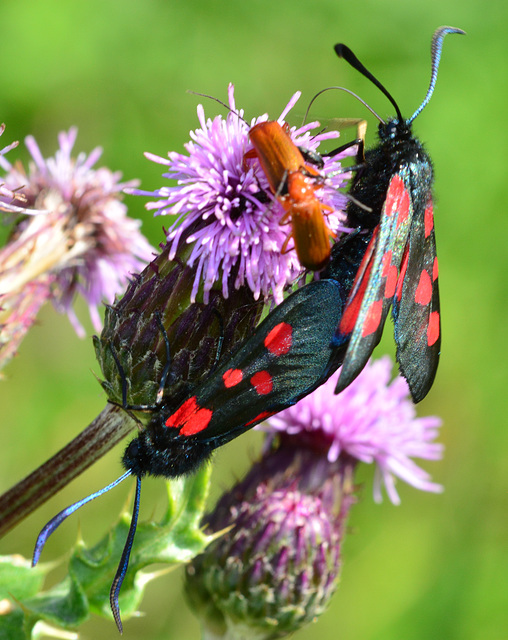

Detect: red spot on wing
385,175,410,228
245,410,275,427
362,299,383,337
339,234,377,335
165,396,213,436
427,311,440,346
384,175,405,217
384,264,398,298
223,368,243,388
264,322,292,356
424,201,434,238
381,251,393,276
433,256,439,281
339,296,361,335
395,246,409,301
339,274,369,335
395,189,410,228
415,270,432,306
250,370,273,395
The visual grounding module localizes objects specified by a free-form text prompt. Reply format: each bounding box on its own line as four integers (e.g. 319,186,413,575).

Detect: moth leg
107,310,171,413
209,308,225,373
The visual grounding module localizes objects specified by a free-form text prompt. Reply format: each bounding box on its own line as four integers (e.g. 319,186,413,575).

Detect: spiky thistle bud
93,233,264,418
185,446,355,640
185,358,443,639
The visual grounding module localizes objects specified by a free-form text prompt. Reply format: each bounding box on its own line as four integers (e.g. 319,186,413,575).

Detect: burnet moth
327,25,465,403
246,120,336,270
33,279,344,632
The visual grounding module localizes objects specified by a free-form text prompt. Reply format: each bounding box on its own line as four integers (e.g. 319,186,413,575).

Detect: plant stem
0,404,136,538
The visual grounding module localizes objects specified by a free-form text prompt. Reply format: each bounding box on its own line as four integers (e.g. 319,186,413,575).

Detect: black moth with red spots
34,279,345,633
328,25,464,403
123,279,343,479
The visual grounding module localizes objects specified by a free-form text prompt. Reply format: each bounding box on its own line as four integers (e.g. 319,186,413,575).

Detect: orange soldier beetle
246,120,336,271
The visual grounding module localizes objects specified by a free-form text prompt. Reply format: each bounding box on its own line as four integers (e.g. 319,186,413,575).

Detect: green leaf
5,463,214,637
0,555,47,601
0,610,26,640
22,576,88,628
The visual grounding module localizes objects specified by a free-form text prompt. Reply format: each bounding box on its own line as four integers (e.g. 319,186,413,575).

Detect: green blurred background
1,0,506,638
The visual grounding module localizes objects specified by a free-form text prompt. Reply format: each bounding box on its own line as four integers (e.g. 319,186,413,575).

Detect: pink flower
128,84,355,304
0,128,153,367
263,357,443,504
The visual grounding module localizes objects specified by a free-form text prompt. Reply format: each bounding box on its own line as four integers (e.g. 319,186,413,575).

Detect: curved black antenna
32,471,132,567
334,44,403,122
110,475,142,634
188,90,250,127
408,26,466,123
303,86,385,126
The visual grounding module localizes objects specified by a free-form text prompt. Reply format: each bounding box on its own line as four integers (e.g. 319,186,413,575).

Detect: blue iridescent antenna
33,470,140,632
32,470,132,567
408,26,466,124
109,475,141,634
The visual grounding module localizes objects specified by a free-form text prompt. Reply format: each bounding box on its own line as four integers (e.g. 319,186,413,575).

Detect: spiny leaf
4,464,213,637
0,555,47,601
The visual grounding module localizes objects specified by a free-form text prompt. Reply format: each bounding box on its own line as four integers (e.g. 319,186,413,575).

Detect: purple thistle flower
0,128,153,367
262,356,443,504
184,358,443,636
0,124,29,213
186,445,355,639
128,84,355,303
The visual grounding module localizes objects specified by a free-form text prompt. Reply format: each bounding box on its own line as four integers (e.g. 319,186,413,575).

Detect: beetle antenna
188,90,250,126
304,86,385,126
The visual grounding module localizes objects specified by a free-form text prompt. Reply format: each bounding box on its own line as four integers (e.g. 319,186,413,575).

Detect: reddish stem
0,404,135,538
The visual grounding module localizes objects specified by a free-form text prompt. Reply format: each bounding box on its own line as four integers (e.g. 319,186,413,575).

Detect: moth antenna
304,86,385,126
32,471,132,567
110,475,142,634
188,90,250,127
408,26,466,124
334,44,403,122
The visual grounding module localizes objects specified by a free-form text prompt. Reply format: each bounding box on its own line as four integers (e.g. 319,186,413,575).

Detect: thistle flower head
0,128,154,369
0,124,27,213
128,84,355,304
263,356,444,504
184,357,442,638
186,446,355,639
0,128,153,338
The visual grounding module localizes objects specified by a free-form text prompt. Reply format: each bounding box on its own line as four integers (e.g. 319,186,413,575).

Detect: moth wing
393,198,440,402
335,173,413,394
